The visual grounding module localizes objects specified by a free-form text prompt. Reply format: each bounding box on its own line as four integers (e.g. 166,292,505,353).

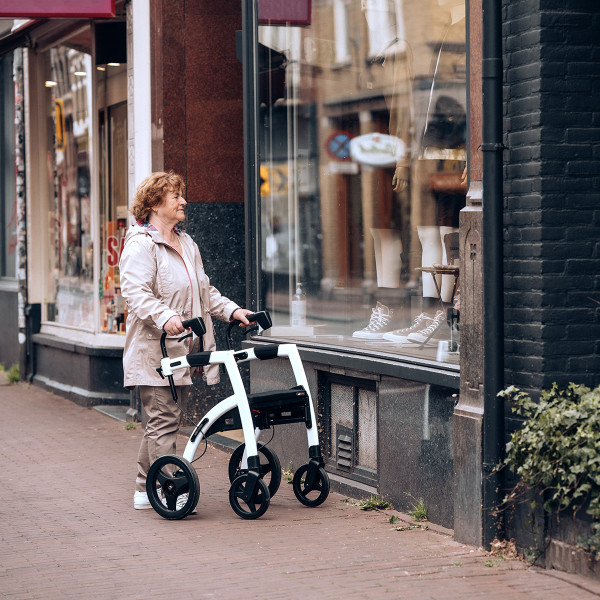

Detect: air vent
336,424,354,470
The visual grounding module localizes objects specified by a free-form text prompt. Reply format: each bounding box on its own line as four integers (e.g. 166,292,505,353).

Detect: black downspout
241,0,261,311
481,0,505,547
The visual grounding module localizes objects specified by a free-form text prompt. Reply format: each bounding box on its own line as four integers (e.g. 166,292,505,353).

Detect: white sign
350,133,405,167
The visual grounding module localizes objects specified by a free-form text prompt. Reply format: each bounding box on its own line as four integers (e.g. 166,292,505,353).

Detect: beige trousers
135,385,190,492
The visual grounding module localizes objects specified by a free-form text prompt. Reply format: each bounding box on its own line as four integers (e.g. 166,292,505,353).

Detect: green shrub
6,363,19,383
499,383,600,521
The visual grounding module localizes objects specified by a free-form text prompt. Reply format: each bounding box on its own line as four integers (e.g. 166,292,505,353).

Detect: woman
119,171,251,510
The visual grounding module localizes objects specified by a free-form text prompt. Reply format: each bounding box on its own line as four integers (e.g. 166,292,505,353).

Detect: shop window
258,0,466,367
99,99,128,334
319,372,378,486
45,46,94,328
0,53,16,279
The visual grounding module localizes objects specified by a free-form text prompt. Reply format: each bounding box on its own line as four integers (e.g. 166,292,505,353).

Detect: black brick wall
503,0,600,393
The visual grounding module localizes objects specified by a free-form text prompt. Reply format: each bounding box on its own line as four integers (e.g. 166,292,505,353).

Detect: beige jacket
119,223,240,388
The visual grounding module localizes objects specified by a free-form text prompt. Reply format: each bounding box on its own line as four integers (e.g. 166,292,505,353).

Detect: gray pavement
1,378,600,600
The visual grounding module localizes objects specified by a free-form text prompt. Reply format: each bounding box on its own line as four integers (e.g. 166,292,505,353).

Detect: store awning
0,1,115,18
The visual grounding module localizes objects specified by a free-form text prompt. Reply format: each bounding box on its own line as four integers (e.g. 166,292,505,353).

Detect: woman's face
156,189,186,225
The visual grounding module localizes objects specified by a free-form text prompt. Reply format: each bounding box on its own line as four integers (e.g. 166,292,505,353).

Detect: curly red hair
130,171,185,222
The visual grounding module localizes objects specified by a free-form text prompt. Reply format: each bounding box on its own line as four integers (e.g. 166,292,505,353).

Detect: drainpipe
481,0,504,547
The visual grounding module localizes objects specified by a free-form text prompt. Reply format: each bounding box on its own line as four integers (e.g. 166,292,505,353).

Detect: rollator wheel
228,443,282,498
229,474,270,520
146,455,200,520
292,464,330,507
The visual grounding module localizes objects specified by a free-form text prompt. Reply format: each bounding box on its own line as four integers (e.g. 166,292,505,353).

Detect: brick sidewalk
1,380,600,600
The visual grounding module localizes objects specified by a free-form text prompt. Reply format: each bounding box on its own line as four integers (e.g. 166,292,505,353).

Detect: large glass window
99,97,128,334
45,46,94,329
258,0,466,366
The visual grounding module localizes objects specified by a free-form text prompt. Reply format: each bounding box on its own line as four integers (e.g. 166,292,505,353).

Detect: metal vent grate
330,382,354,461
336,424,354,470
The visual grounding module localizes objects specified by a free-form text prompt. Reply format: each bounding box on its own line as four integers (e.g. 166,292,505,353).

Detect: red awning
0,1,115,18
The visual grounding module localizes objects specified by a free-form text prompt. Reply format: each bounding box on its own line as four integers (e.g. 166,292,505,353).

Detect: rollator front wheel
146,455,200,520
292,464,330,507
229,474,270,520
228,443,282,498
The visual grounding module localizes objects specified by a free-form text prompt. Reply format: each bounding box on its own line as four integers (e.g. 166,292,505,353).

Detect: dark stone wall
503,0,600,562
185,202,247,413
503,0,600,394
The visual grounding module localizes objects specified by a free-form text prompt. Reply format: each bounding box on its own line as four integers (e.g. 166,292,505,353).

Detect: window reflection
259,0,466,365
47,47,94,329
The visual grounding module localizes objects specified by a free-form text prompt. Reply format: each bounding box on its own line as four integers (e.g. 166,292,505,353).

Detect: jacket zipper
164,239,205,379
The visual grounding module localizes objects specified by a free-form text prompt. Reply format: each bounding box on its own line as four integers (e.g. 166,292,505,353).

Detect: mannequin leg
417,226,442,299
439,226,459,303
370,228,402,288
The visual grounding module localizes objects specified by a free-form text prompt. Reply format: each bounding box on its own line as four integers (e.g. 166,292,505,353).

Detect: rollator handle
181,317,206,337
226,311,272,350
243,311,272,330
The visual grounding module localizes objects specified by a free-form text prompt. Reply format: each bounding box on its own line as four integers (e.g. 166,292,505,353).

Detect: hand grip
182,316,206,337
239,311,272,330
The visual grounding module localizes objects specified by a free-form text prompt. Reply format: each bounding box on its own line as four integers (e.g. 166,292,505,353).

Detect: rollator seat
248,386,312,429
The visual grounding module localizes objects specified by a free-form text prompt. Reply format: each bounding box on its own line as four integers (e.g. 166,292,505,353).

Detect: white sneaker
176,493,197,513
407,310,446,345
382,312,434,343
133,490,152,510
352,302,394,339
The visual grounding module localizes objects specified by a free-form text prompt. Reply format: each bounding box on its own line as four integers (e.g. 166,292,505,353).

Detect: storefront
0,9,132,404
242,0,468,529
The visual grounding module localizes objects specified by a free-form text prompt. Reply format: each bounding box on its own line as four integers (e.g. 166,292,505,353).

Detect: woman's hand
164,314,185,336
231,308,253,327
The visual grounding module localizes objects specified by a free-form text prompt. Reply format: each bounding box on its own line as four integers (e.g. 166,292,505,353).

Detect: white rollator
148,311,330,520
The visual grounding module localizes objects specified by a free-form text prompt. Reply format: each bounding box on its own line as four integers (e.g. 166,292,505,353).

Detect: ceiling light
107,62,121,67
45,80,57,87
74,71,87,77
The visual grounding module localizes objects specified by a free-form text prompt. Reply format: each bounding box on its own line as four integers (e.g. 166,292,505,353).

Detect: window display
99,99,128,334
43,40,128,335
46,46,94,329
258,0,466,366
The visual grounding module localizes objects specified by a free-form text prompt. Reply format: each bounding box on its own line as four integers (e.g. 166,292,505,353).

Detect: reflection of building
0,0,599,574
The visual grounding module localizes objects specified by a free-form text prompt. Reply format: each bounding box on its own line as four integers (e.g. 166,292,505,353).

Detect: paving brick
2,381,600,599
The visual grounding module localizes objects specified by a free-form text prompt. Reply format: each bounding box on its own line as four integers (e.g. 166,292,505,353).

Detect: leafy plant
282,464,294,483
499,383,600,521
6,363,19,383
356,495,390,511
407,496,429,521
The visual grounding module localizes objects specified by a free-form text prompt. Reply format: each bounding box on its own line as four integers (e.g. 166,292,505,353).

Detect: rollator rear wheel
229,474,270,520
146,455,200,520
292,464,330,507
228,443,282,498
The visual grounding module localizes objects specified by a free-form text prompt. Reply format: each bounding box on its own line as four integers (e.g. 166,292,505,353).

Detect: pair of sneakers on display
352,301,445,346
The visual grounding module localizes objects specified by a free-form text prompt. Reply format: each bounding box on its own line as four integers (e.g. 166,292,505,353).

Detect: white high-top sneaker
352,302,394,339
382,312,435,343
